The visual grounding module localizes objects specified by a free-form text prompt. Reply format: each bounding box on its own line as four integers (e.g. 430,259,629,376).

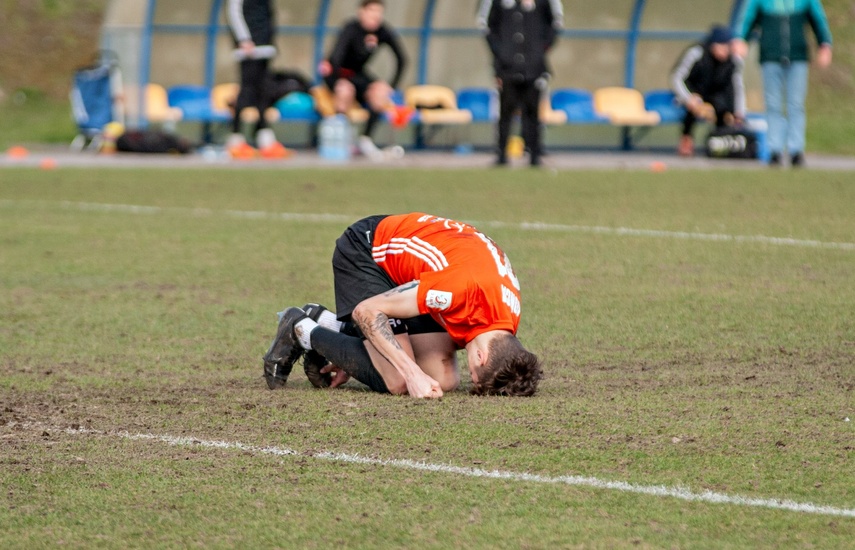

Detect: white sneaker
357,136,383,160
384,145,405,159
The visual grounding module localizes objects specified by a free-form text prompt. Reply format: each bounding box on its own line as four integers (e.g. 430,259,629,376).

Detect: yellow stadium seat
144,83,183,123
593,87,660,126
404,85,472,125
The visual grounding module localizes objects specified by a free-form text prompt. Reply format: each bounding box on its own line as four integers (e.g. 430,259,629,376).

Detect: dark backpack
264,70,311,104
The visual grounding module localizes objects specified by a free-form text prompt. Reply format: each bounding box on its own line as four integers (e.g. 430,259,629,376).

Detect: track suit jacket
670,41,746,118
227,0,275,47
735,0,832,63
327,19,407,89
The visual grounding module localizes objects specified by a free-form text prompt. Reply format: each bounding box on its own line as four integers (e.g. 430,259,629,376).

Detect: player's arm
328,23,357,75
351,281,443,399
380,25,407,89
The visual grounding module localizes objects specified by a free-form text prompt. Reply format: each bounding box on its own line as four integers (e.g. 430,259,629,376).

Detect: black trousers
233,58,272,134
497,79,542,161
681,90,735,136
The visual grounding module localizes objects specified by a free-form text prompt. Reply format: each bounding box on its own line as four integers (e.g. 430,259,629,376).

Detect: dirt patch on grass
2,347,851,460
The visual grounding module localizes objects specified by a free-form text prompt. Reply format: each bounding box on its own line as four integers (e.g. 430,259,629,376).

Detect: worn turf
1,166,853,548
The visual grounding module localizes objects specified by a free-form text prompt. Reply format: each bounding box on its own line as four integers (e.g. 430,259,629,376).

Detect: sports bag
116,130,193,154
705,126,758,159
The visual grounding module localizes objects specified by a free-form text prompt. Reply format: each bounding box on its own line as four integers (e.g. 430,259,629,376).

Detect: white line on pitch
55,425,855,519
2,199,853,252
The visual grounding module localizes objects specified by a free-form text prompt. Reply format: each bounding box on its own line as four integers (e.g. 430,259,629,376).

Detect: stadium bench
143,83,183,127
405,85,472,148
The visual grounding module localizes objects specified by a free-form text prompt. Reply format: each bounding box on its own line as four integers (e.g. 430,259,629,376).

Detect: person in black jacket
478,0,563,167
318,0,407,158
670,25,746,157
225,0,290,159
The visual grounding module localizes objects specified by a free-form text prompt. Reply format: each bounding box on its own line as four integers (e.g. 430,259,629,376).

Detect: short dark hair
470,334,542,397
361,0,384,8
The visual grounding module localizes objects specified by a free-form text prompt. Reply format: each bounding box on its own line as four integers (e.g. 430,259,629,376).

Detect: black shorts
324,72,375,106
332,215,444,336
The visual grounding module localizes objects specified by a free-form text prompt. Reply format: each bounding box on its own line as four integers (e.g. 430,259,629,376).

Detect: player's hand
239,40,255,56
320,364,350,388
731,38,748,59
816,45,832,69
686,94,703,113
406,374,443,399
318,60,332,77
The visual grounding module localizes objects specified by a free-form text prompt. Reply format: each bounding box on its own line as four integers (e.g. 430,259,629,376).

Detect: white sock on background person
226,133,246,148
256,128,278,149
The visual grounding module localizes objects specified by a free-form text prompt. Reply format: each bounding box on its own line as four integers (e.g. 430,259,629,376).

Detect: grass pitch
1,165,853,548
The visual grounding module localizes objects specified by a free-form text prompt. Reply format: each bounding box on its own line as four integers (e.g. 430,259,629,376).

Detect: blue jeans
761,61,809,155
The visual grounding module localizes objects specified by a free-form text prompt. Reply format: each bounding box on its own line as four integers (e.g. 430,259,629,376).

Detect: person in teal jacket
733,0,832,167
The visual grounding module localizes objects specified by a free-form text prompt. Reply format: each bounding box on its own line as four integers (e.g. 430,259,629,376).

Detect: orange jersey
372,213,522,346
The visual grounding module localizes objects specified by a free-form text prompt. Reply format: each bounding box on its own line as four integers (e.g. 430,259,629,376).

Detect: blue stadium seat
456,87,498,122
167,85,227,122
551,88,608,124
389,89,406,106
644,89,686,124
274,91,319,122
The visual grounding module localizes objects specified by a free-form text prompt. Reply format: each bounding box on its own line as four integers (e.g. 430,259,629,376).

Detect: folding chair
69,51,124,151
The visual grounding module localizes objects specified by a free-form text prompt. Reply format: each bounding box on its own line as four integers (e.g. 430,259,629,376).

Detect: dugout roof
101,0,755,125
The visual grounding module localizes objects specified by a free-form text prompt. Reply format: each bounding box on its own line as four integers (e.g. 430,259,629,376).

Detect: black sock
310,328,389,393
340,320,361,337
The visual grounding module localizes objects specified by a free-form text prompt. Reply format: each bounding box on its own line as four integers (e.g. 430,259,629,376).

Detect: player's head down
471,333,542,397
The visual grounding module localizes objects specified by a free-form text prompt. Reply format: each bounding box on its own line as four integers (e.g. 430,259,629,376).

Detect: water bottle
318,114,352,162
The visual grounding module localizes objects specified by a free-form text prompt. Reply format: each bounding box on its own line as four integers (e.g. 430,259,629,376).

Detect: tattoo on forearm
384,281,418,296
354,309,404,365
371,313,401,350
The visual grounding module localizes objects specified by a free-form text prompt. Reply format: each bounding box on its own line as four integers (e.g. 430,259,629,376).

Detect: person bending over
262,213,542,398
670,25,746,157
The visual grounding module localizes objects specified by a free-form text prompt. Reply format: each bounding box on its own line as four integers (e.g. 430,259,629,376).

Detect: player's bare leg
333,79,357,114
361,333,417,395
410,332,459,391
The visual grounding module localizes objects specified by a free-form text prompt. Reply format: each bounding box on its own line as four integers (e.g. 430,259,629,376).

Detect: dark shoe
493,155,508,167
530,156,542,167
790,152,805,167
303,350,333,388
262,307,307,389
768,152,782,167
299,303,334,388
